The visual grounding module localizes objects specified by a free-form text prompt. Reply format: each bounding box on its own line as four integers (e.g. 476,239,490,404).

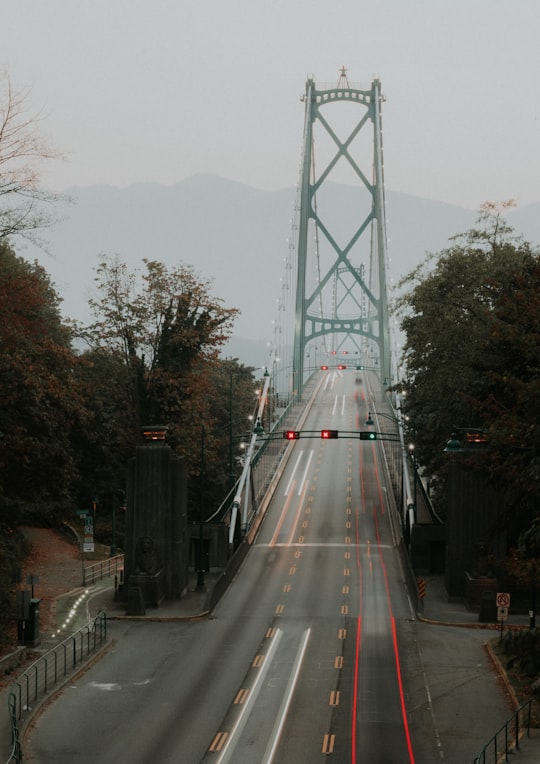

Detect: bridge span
28,369,453,764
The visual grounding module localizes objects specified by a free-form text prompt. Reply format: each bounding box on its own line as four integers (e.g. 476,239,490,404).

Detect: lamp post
228,415,253,490
408,443,417,508
444,427,488,452
111,493,117,556
197,426,206,591
111,489,126,556
365,411,401,428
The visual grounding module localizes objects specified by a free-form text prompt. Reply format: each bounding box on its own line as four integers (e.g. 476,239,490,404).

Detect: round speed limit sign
496,592,511,608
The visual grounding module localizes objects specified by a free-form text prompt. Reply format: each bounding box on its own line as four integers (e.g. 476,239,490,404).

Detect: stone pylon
124,429,189,602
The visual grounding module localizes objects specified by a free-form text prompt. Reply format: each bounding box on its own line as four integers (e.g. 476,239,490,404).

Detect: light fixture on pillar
444,433,464,453
142,426,168,442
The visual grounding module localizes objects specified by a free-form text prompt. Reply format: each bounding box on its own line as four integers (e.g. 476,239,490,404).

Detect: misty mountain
21,175,539,368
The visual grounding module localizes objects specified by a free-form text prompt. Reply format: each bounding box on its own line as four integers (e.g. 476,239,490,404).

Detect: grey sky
2,0,539,209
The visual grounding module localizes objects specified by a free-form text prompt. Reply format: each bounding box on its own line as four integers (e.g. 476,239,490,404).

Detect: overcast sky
2,0,539,210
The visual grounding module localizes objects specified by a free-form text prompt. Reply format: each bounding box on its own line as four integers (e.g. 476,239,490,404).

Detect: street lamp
229,414,253,489
111,489,126,556
444,427,488,453
365,411,400,427
409,443,417,508
197,426,206,591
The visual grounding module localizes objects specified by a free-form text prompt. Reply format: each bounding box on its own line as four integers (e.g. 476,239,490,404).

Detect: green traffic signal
359,431,377,440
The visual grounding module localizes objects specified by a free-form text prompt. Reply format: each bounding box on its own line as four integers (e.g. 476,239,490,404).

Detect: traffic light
360,431,377,440
320,365,328,370
321,429,339,439
337,364,347,370
284,430,300,440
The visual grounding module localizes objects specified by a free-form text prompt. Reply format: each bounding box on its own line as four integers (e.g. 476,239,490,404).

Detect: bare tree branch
0,69,67,245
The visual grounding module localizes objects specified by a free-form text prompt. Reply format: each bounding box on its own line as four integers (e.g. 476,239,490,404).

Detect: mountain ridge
24,175,539,368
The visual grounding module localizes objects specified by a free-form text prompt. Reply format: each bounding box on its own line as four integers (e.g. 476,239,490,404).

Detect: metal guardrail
83,554,124,586
5,611,108,764
471,698,534,763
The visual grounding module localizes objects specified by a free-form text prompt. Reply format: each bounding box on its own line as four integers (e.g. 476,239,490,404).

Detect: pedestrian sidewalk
417,574,540,763
418,574,531,630
0,568,220,764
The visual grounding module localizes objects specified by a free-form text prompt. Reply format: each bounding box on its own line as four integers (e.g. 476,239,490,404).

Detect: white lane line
298,449,314,496
216,629,284,764
284,451,304,496
263,628,312,764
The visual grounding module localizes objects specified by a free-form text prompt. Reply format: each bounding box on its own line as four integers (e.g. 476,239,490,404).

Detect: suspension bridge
211,68,434,555
269,66,394,400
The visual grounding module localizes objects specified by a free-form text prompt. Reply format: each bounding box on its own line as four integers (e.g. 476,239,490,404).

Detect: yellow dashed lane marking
329,690,341,706
234,688,249,704
209,732,228,751
322,734,336,753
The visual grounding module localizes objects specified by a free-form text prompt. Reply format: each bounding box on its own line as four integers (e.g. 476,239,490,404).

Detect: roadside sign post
496,592,511,640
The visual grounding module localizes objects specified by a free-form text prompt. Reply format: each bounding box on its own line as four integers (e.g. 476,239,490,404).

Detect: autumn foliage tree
0,240,87,524
0,240,88,642
80,255,255,519
396,202,540,542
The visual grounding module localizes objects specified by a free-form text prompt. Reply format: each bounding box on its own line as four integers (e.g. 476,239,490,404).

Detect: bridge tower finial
337,65,350,88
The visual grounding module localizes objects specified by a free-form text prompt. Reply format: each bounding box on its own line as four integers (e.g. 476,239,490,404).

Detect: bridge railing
5,612,108,764
471,698,534,763
210,374,321,531
83,554,124,586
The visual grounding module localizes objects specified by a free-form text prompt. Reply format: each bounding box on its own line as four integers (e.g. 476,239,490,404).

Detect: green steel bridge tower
293,68,391,394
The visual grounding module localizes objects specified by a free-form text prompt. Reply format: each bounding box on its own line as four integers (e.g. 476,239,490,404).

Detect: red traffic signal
337,364,347,370
320,365,328,370
321,429,339,439
284,430,300,440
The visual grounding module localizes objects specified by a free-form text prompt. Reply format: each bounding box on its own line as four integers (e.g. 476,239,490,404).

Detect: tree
0,70,63,244
81,255,249,519
396,203,540,532
0,240,87,524
474,252,540,527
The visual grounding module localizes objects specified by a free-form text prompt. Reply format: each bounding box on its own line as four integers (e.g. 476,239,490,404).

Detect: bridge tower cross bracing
293,69,391,394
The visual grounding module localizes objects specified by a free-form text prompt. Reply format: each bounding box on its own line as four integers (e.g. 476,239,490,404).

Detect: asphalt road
25,370,512,763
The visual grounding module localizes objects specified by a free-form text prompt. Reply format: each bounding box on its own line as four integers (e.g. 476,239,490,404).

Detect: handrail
5,611,108,764
83,554,124,585
471,698,534,763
